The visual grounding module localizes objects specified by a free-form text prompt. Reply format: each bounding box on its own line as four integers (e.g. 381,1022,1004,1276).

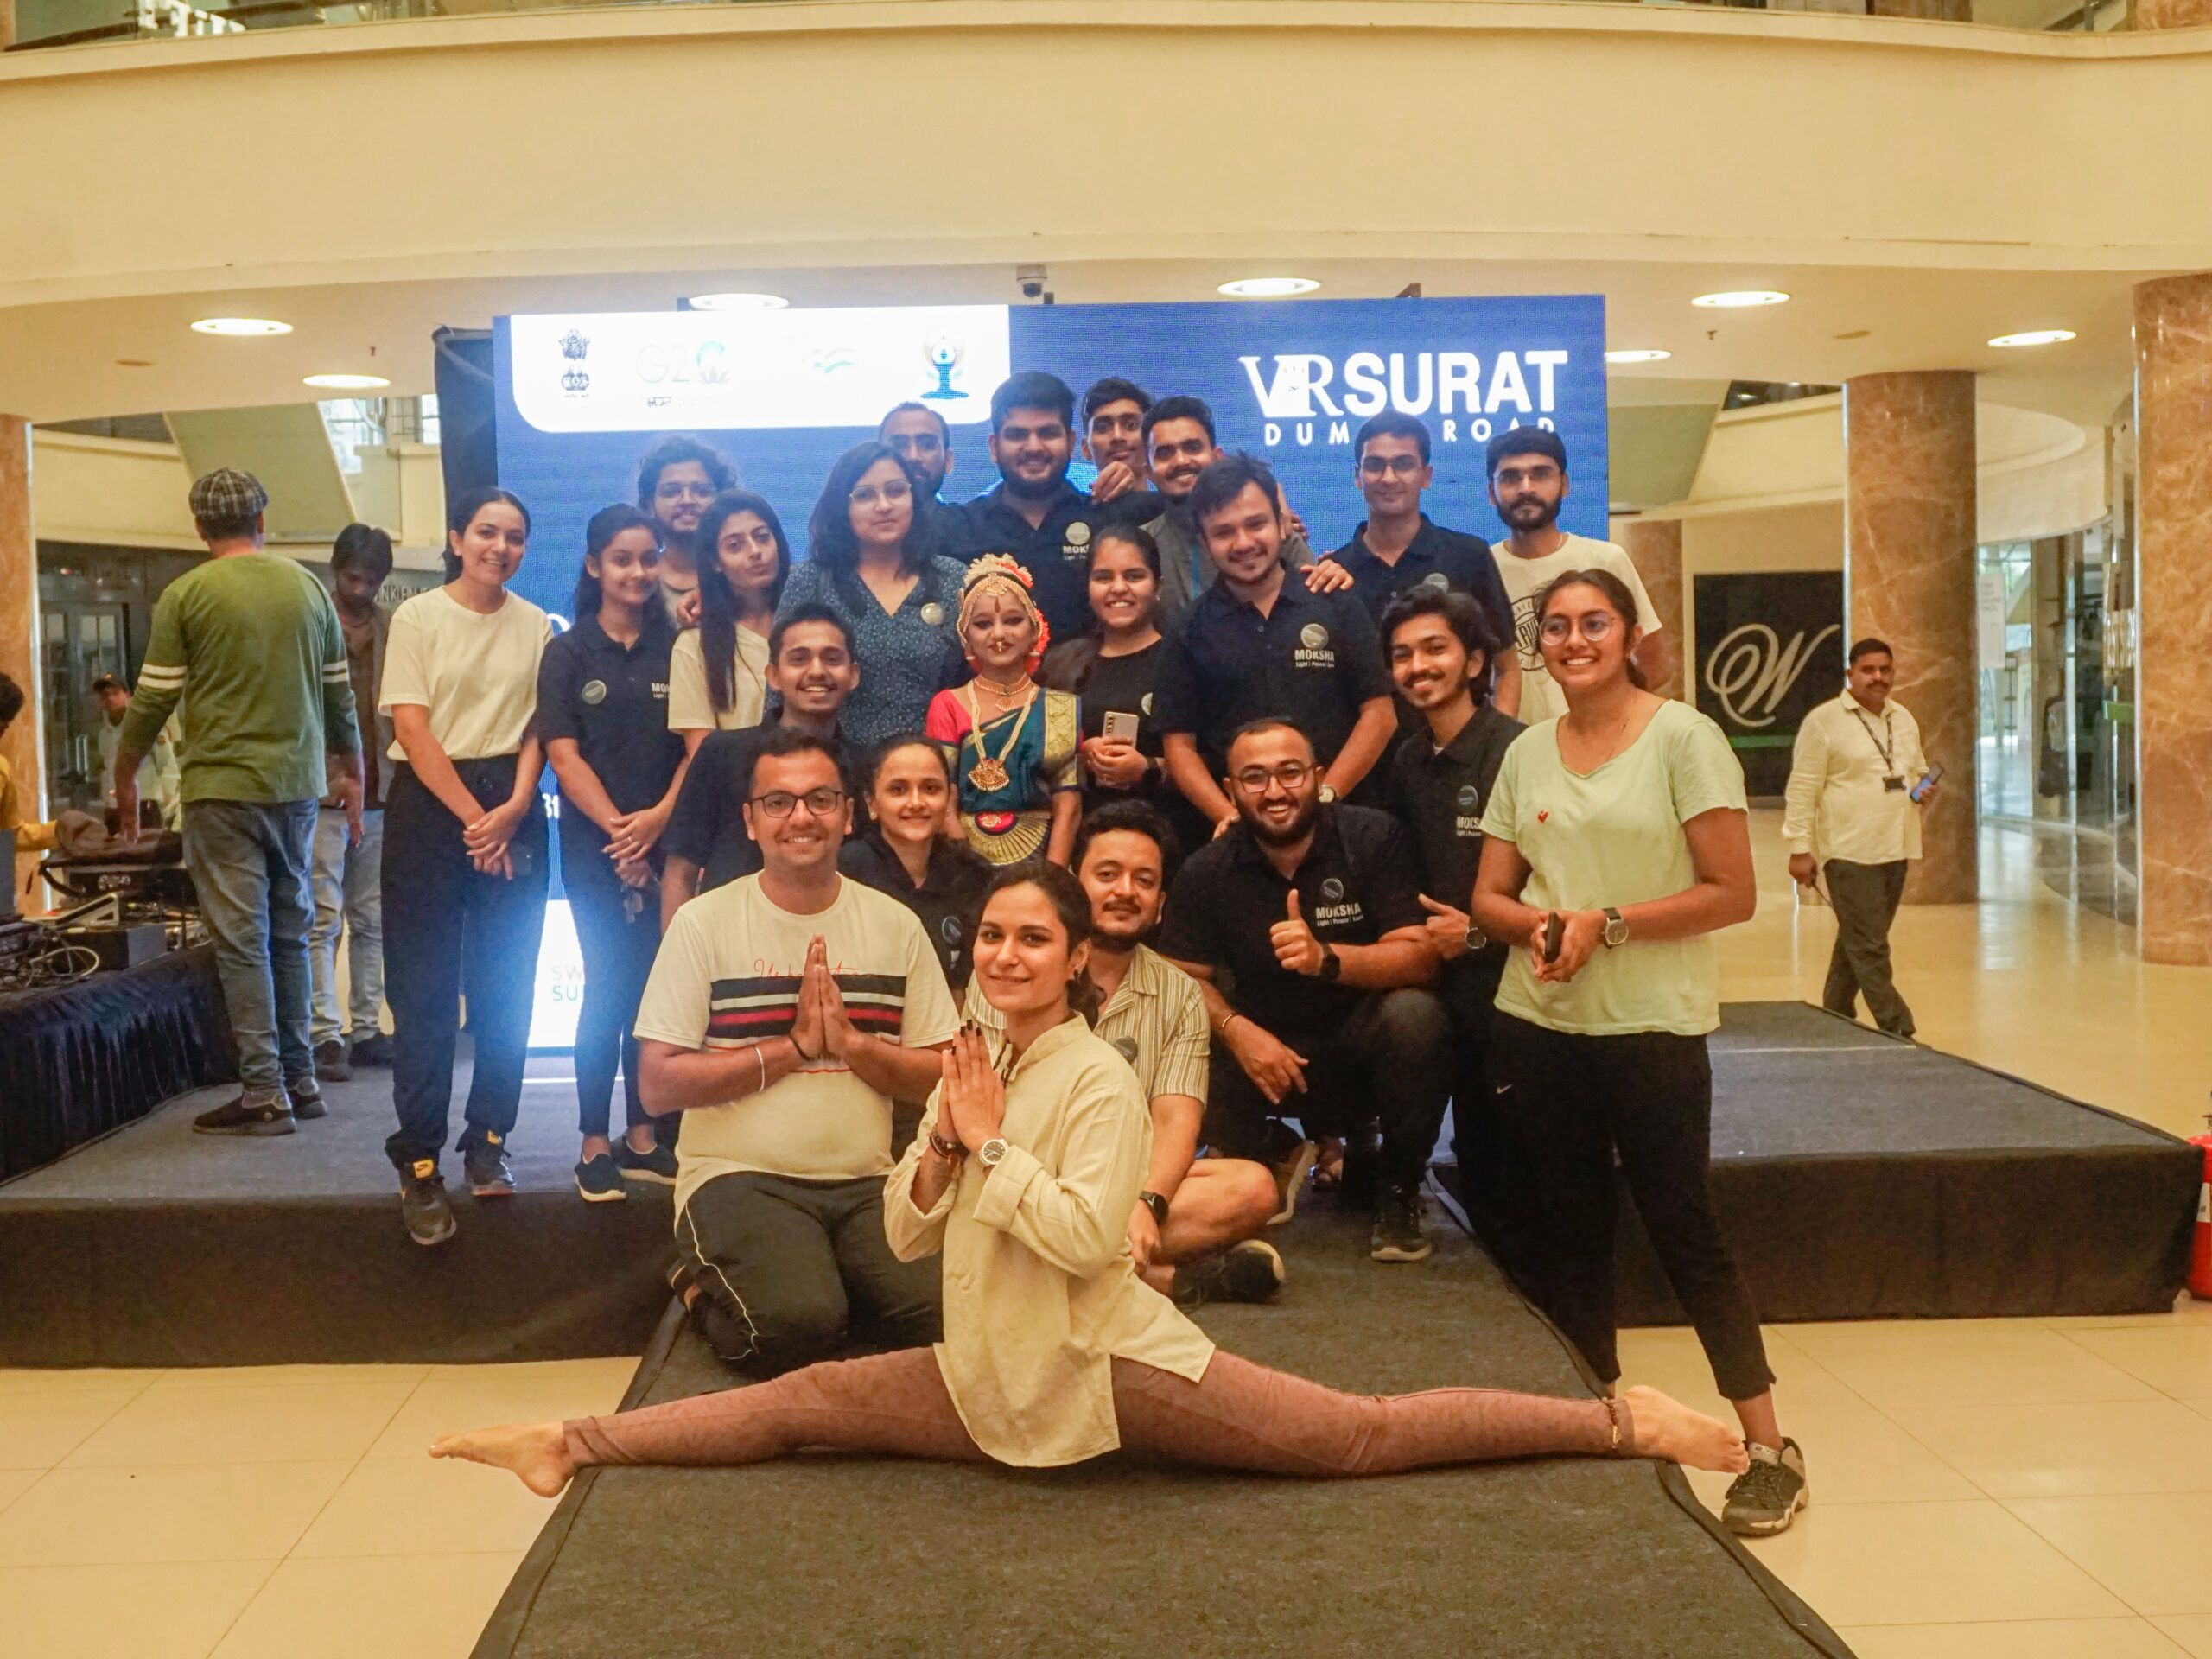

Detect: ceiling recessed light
1691,290,1789,309
685,292,788,311
1605,349,1672,364
1987,328,2076,349
304,373,391,391
190,317,292,336
1217,277,1320,298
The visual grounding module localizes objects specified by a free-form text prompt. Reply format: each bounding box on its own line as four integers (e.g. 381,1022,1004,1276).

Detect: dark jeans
675,1171,944,1378
1824,857,1913,1036
1490,1012,1774,1403
181,798,319,1096
1201,988,1452,1198
564,843,659,1141
380,760,548,1173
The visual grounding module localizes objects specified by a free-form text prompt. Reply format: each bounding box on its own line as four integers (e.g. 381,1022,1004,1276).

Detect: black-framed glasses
1358,454,1423,478
1231,761,1314,792
749,787,846,819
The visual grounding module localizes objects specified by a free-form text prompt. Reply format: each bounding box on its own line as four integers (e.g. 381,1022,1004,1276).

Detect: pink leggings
564,1349,1636,1477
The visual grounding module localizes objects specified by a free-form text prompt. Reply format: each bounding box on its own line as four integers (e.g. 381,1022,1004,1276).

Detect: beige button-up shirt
884,1014,1215,1467
1782,691,1927,867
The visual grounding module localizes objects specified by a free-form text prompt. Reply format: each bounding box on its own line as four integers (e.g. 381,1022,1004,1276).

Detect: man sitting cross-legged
963,802,1284,1306
635,729,960,1375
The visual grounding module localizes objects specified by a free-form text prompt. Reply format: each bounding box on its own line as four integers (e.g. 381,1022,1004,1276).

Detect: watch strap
1138,1190,1170,1227
1602,906,1628,947
928,1129,965,1160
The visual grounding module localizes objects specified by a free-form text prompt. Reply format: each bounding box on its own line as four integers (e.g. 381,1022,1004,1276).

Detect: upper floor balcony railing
0,0,2146,54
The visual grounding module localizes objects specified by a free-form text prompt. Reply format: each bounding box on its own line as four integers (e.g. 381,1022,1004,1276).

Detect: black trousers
1490,1012,1773,1402
1823,857,1914,1036
1201,988,1452,1198
381,760,548,1173
676,1171,944,1378
1441,957,1534,1271
563,840,659,1141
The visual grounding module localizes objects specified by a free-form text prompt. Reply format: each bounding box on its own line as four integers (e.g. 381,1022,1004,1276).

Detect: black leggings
1489,1012,1773,1402
563,842,659,1141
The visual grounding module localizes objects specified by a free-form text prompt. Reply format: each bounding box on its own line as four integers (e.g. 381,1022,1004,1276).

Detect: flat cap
188,467,269,524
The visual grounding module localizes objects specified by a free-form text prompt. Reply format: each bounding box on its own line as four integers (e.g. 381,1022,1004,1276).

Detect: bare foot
1621,1386,1751,1475
429,1421,576,1497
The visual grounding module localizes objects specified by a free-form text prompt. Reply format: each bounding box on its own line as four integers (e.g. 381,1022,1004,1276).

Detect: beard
1243,793,1322,847
1090,911,1152,950
1501,494,1560,532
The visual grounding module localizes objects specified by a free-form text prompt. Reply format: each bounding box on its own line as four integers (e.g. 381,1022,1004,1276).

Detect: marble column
1620,517,1686,702
0,417,41,907
1842,370,1978,906
2139,0,2212,29
2133,272,2212,966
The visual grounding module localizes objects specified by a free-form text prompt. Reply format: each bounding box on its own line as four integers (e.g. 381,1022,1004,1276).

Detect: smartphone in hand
1909,762,1945,804
1542,911,1564,963
1102,710,1140,744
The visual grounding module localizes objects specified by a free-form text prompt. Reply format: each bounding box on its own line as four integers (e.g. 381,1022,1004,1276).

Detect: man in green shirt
116,469,364,1136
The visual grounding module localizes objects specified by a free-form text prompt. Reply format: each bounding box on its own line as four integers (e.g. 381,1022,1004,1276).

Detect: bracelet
789,1033,818,1064
1220,1011,1246,1039
753,1044,766,1095
928,1129,966,1161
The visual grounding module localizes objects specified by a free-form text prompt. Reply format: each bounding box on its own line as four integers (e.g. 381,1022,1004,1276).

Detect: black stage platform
0,1002,2194,1370
0,1051,675,1368
1605,1002,2199,1325
475,1212,1851,1659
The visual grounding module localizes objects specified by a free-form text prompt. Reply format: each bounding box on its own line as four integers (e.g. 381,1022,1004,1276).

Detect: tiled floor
3,810,2207,1656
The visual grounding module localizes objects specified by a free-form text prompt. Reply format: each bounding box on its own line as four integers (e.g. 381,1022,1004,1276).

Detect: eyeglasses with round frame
1539,612,1619,645
849,479,914,507
1231,760,1316,793
748,787,847,819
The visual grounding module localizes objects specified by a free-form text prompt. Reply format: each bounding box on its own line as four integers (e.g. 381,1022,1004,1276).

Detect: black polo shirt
1332,515,1514,646
941,479,1159,643
535,613,685,874
663,721,854,893
1152,579,1392,779
1158,804,1426,1041
1386,703,1522,1018
839,828,994,995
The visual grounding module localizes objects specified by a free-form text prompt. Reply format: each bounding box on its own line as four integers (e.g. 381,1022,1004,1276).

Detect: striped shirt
964,943,1209,1105
635,873,962,1212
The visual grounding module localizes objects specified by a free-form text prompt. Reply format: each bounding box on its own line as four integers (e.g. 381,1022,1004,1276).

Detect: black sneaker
1172,1239,1287,1307
1723,1439,1808,1535
347,1033,393,1068
614,1139,679,1185
464,1134,516,1197
1370,1187,1433,1262
575,1153,626,1203
193,1096,296,1136
400,1159,457,1246
286,1077,326,1121
313,1039,353,1083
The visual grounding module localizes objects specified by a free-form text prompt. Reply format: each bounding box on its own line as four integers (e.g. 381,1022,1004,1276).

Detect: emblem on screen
559,328,590,394
696,341,730,386
922,333,965,401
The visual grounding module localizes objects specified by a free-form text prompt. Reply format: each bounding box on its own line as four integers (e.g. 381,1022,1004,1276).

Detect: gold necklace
963,683,1037,794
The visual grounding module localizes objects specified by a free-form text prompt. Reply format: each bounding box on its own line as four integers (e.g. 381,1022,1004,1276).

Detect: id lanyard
1848,704,1899,781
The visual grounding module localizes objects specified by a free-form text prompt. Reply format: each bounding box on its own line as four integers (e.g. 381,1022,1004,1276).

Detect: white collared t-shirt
1481,700,1747,1038
1487,534,1661,727
1780,692,1927,867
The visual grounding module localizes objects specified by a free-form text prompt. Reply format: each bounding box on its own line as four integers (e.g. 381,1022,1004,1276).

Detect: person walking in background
91,673,181,830
667,490,789,747
1783,638,1933,1039
774,441,965,755
1484,429,1663,723
539,505,690,1204
925,556,1082,867
635,435,738,625
307,525,395,1084
113,468,363,1137
379,486,552,1247
1470,568,1804,1537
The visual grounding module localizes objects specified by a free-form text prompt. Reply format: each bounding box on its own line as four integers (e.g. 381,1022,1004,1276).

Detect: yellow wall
31,430,197,549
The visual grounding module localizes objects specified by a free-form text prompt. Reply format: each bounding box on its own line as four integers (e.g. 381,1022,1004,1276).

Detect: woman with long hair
1469,568,1805,1537
838,735,994,996
379,486,551,1247
773,442,965,754
668,490,788,749
537,505,690,1201
1039,523,1207,859
432,861,1746,1492
925,556,1081,868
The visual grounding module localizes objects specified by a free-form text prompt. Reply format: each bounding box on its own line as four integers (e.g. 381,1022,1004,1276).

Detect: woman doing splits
1470,568,1806,1538
432,862,1746,1494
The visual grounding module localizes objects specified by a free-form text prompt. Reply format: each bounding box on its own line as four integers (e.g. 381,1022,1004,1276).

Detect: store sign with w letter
1694,572,1843,795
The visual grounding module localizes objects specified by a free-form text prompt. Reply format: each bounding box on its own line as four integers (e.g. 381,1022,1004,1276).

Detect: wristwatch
1465,920,1487,952
1138,1190,1170,1227
977,1137,1009,1168
1316,941,1342,982
1601,906,1630,948
1318,783,1338,804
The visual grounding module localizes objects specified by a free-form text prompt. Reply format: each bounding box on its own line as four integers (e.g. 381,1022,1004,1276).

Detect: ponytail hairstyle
696,489,793,714
1039,522,1164,696
978,859,1103,1026
571,503,662,621
444,486,531,582
1535,568,1649,691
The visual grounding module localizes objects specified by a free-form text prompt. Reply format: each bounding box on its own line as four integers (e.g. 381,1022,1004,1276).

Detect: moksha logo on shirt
1294,623,1336,669
1239,350,1568,452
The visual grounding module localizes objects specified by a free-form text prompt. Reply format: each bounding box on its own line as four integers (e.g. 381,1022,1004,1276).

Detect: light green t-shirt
1480,699,1747,1037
